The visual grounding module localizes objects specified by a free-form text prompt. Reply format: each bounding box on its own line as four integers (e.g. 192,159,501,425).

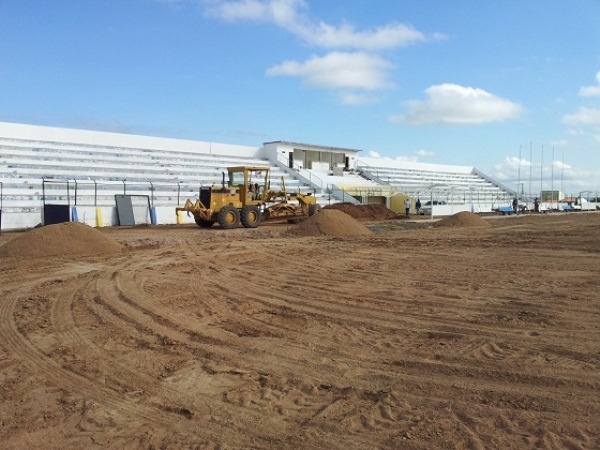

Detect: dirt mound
288,209,372,237
433,211,489,228
323,203,398,221
0,222,123,258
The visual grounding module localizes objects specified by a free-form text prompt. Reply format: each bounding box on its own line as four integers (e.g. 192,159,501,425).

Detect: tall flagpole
551,147,555,209
517,144,522,198
540,145,544,204
529,141,533,199
561,153,564,200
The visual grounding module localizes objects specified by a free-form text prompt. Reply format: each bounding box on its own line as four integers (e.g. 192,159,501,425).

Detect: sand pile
433,211,489,228
0,222,123,258
324,203,398,221
288,209,372,237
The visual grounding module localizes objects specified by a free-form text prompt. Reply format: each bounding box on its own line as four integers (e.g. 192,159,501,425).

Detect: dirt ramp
433,211,489,228
0,222,123,258
288,209,372,237
324,203,398,221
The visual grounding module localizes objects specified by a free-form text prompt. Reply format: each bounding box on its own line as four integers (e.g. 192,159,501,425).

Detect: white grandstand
0,121,516,230
357,157,515,213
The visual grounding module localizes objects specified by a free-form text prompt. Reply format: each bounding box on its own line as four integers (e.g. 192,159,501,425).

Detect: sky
1,0,600,196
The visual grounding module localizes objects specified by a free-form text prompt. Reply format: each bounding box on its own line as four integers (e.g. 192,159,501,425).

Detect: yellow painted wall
388,195,410,213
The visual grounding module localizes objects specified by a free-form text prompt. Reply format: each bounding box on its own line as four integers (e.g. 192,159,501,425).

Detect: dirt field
0,209,599,449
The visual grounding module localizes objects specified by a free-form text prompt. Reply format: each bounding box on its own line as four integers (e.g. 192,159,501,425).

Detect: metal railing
275,153,327,192
4,178,202,211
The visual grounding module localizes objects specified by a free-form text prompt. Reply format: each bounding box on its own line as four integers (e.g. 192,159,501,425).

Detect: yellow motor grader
176,166,319,229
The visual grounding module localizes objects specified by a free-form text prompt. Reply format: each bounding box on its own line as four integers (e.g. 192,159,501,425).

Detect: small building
541,190,564,202
262,141,360,174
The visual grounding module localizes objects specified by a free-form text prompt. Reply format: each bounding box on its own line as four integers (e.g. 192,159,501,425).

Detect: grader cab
176,166,318,229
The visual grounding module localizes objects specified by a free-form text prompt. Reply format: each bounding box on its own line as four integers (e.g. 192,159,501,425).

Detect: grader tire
241,205,261,228
195,217,215,228
217,206,240,229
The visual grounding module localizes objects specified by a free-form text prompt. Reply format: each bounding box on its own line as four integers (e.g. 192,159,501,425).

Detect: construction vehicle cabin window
230,171,245,186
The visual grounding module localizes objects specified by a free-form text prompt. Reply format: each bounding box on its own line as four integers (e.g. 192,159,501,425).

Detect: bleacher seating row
357,161,514,207
0,137,313,211
0,130,517,228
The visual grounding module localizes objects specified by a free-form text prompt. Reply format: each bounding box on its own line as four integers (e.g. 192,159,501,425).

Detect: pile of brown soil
323,203,398,221
288,209,372,237
0,222,123,258
433,211,489,228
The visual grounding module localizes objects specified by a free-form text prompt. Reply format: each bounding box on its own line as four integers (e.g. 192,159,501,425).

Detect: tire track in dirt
0,260,290,447
228,275,593,387
182,240,600,422
0,287,185,425
138,243,598,392
47,271,215,417
74,253,432,442
118,248,600,424
6,266,280,447
77,258,341,444
2,214,598,449
253,240,600,369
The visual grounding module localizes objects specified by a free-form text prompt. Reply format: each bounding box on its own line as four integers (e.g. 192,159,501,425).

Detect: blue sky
1,0,599,195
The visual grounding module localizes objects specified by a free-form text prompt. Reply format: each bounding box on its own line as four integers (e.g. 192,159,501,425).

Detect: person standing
416,198,422,215
512,197,519,214
405,198,411,216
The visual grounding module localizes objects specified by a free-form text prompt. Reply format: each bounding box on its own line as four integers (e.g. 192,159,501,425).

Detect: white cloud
363,151,417,163
337,92,377,105
205,0,428,50
562,107,600,144
513,155,532,168
493,156,531,184
490,156,600,194
393,155,418,163
579,71,600,97
201,1,442,104
549,139,569,147
266,52,393,91
487,136,599,192
553,159,571,170
206,0,304,23
415,149,435,158
214,0,270,21
562,107,600,126
299,22,425,50
390,84,523,125
493,156,555,183
566,171,600,192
